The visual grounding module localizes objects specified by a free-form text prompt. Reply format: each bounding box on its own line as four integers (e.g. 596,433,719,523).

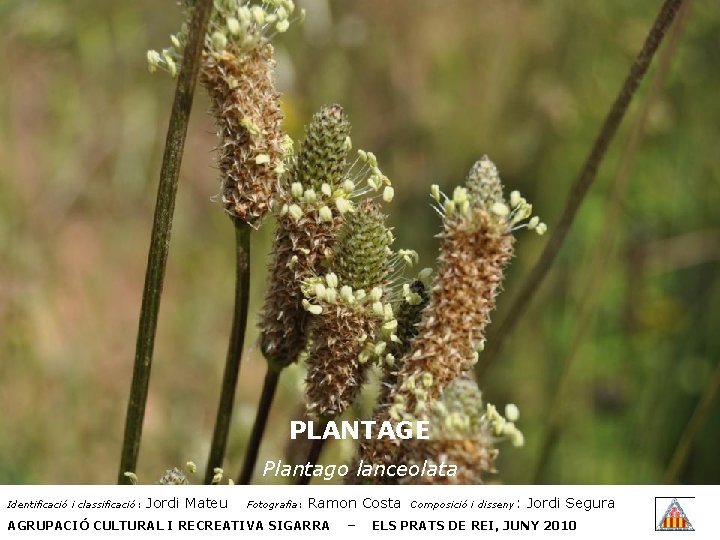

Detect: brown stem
118,0,213,484
476,0,686,381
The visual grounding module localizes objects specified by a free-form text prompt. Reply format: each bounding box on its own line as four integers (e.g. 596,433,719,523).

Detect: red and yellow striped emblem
662,516,687,528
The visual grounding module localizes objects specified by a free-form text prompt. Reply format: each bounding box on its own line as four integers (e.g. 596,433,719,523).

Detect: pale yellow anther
324,288,337,304
405,292,422,305
372,301,384,317
335,198,352,214
314,283,327,299
325,272,338,289
339,286,354,303
318,205,333,222
444,200,456,214
276,19,289,32
430,184,441,202
251,5,265,24
303,189,317,203
453,186,468,205
238,6,252,25
536,222,547,235
505,403,520,422
321,183,332,197
124,472,138,484
255,154,271,165
383,319,398,332
491,202,509,217
227,17,241,35
342,179,355,193
166,57,177,78
290,182,303,198
369,287,383,301
147,50,161,72
288,204,303,220
301,299,322,315
211,31,227,51
510,429,525,448
419,267,433,281
171,35,182,49
510,190,521,207
343,136,352,151
383,186,394,203
399,249,418,265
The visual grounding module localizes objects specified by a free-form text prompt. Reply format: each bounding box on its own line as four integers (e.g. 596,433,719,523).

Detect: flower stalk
118,0,213,485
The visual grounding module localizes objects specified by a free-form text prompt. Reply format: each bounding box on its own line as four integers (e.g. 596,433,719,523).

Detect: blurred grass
0,0,718,484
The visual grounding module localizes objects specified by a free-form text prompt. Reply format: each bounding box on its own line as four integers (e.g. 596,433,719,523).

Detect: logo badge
656,498,694,532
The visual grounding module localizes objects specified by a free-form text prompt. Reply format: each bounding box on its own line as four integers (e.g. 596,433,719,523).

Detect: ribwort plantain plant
124,0,687,485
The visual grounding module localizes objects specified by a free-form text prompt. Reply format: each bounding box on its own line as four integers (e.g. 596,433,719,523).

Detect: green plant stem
205,219,252,484
298,417,329,485
664,359,720,483
529,0,690,484
475,0,686,382
117,0,213,485
237,365,281,484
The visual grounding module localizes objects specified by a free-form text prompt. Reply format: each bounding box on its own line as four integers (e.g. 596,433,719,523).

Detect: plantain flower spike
391,156,544,417
259,105,352,369
158,467,191,485
355,156,540,478
147,0,300,224
399,374,522,485
295,104,352,192
334,200,392,291
304,200,393,417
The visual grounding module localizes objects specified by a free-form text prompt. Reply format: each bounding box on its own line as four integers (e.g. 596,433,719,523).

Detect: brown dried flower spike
201,43,284,224
147,0,300,225
390,156,545,418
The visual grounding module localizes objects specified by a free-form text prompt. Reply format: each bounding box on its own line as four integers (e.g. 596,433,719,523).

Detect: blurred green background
0,0,718,484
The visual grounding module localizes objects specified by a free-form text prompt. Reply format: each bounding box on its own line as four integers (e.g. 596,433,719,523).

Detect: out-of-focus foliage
0,0,718,484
